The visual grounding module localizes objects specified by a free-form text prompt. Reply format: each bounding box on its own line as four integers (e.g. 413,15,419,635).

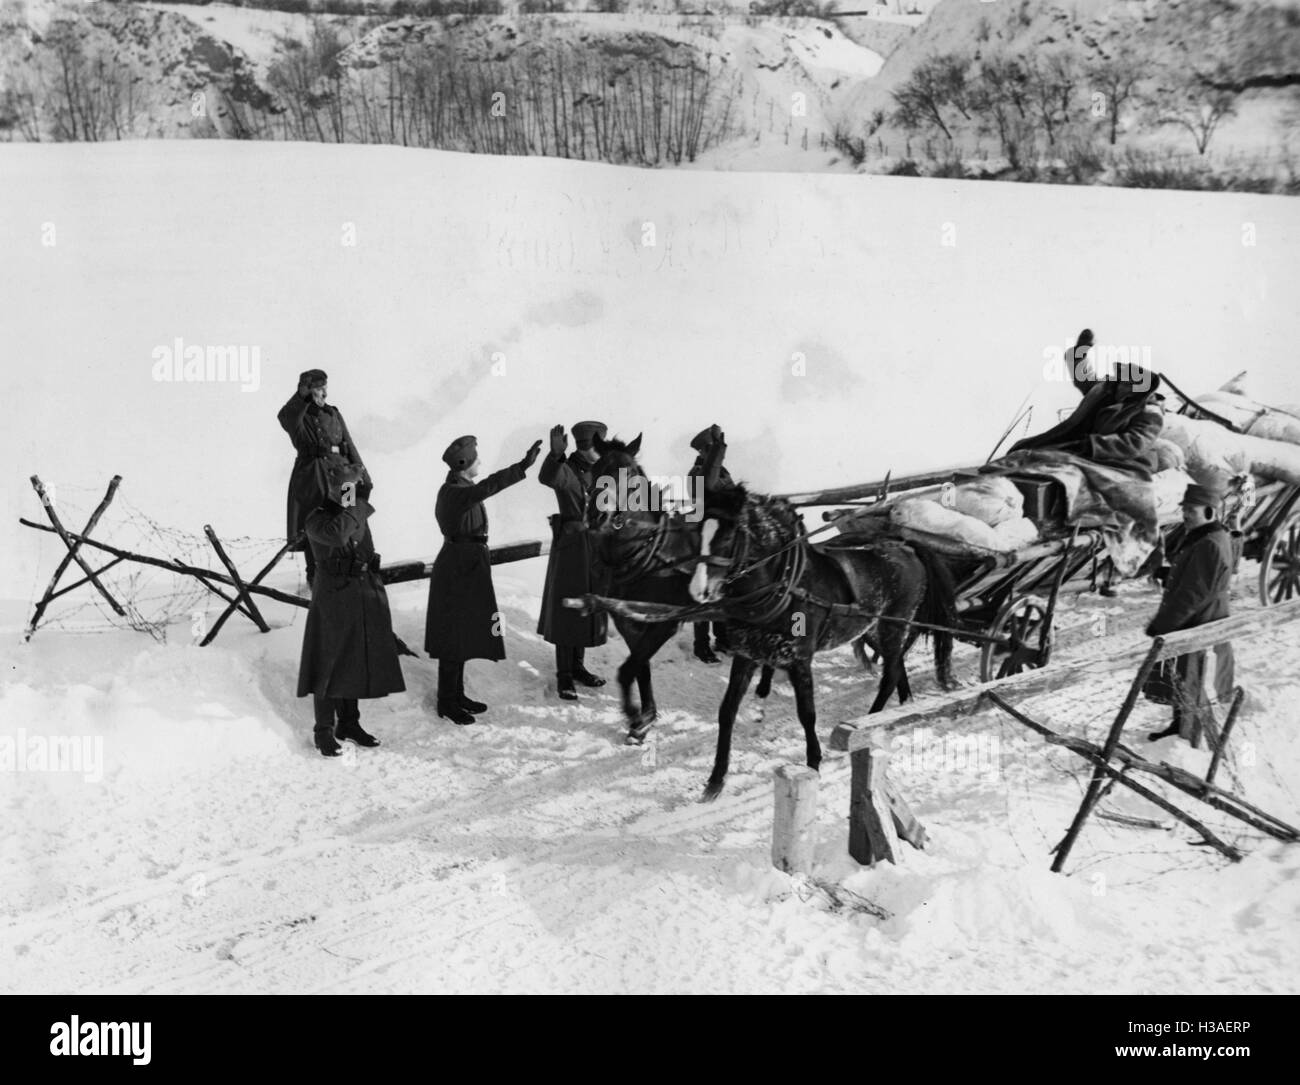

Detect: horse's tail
909,542,958,691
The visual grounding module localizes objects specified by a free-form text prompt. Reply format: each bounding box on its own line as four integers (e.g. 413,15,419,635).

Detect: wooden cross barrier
24,475,127,639
829,597,1300,873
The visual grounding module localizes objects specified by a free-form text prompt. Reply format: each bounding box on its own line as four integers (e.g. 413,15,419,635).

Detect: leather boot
312,695,342,757
572,646,605,688
335,700,379,747
437,661,475,725
557,672,578,700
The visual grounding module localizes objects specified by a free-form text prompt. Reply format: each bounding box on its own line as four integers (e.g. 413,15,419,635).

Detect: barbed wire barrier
19,475,305,645
18,474,550,647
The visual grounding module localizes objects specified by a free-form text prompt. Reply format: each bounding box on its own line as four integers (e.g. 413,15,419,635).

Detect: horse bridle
705,495,810,626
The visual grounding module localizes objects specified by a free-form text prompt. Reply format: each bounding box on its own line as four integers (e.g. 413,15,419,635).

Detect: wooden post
771,765,820,876
1205,686,1245,789
1051,636,1165,874
848,742,900,866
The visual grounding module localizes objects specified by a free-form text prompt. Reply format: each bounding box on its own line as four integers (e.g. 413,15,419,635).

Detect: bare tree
1024,53,1077,149
1092,51,1141,146
891,53,972,143
1151,67,1238,156
970,53,1033,168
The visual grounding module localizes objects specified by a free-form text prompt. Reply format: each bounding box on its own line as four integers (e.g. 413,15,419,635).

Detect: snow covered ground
1,141,1298,992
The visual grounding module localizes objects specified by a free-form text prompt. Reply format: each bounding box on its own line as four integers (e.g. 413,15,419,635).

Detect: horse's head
588,432,645,535
689,483,750,603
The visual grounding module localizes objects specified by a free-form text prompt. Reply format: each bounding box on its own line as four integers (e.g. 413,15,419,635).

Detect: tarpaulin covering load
1162,412,1300,489
983,449,1162,576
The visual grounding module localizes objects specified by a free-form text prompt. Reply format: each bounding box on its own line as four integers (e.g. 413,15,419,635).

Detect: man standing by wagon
297,461,405,757
278,369,367,587
690,424,732,664
538,421,609,701
1145,482,1236,745
426,434,542,725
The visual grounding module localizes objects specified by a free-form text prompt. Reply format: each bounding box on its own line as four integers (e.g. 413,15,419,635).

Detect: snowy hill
1,141,1299,993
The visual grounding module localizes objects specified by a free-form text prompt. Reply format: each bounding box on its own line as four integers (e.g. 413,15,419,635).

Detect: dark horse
584,435,775,744
690,484,958,801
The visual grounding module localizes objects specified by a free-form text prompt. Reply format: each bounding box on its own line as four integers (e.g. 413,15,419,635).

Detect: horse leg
853,635,877,675
787,659,822,773
756,665,774,698
616,654,641,725
629,621,678,741
868,625,907,713
703,655,758,802
612,618,644,724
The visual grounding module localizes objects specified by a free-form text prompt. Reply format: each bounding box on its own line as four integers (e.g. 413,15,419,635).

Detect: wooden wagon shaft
28,476,126,618
26,474,123,640
563,593,729,624
19,518,309,609
984,693,1243,864
778,467,970,508
987,692,1297,843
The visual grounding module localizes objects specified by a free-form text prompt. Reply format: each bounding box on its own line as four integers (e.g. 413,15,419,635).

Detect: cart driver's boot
693,623,720,664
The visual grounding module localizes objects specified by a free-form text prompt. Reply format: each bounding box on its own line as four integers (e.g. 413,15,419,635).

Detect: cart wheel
1259,506,1300,605
980,594,1052,682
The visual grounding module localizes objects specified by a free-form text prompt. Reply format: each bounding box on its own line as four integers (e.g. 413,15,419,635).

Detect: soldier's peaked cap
1181,482,1224,508
443,435,478,470
572,421,607,446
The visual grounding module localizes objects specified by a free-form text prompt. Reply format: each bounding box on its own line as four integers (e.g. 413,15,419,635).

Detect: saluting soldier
538,421,609,700
689,424,733,664
278,369,367,586
425,434,542,724
1144,481,1236,745
297,461,405,757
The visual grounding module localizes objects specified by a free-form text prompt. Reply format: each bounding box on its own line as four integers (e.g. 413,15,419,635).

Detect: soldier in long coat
690,424,733,664
1010,370,1165,474
278,369,366,584
1144,482,1236,745
425,434,542,724
538,421,609,700
297,461,405,757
